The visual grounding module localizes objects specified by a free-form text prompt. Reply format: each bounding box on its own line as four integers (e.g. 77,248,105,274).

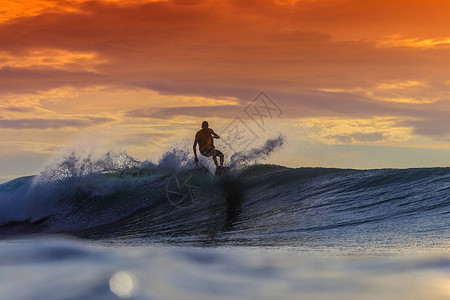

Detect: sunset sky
1,0,450,181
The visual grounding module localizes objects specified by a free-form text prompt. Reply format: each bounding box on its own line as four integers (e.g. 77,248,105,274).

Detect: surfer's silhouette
193,121,225,171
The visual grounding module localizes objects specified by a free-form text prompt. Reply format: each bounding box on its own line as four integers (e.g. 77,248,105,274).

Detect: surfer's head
201,121,209,129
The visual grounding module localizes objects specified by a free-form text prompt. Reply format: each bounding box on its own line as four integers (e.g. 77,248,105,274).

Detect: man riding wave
193,121,224,169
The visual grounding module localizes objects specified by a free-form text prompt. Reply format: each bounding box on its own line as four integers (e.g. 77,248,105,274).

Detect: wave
0,138,449,247
0,136,284,230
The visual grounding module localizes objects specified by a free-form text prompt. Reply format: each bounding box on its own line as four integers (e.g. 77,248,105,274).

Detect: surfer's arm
193,133,199,163
211,130,220,139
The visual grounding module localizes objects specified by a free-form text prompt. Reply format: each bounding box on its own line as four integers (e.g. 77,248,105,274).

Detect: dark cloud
0,117,113,129
352,132,385,142
403,114,450,137
328,132,385,144
129,80,259,102
126,105,240,119
1,106,37,113
0,67,110,94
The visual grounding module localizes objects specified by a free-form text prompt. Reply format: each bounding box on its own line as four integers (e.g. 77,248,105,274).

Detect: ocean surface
0,140,449,299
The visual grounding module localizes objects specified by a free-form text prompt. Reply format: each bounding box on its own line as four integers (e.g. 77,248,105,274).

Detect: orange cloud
0,49,106,71
0,0,166,24
378,36,450,48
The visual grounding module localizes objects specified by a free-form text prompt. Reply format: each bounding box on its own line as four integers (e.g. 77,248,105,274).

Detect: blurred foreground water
1,238,449,300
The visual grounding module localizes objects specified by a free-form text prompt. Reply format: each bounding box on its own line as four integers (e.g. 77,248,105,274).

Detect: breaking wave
0,135,449,249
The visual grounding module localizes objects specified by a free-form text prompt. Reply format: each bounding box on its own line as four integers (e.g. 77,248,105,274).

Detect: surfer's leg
202,146,219,167
215,150,224,166
212,150,219,167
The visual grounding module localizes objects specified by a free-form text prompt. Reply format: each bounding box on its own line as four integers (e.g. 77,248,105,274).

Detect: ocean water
0,140,449,299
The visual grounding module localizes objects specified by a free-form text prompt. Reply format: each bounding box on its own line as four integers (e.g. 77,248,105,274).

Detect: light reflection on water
109,271,137,298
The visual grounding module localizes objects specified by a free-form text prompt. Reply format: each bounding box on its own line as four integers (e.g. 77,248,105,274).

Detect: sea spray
34,151,141,185
229,135,285,168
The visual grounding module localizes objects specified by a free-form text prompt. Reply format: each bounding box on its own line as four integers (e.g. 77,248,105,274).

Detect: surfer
193,121,225,169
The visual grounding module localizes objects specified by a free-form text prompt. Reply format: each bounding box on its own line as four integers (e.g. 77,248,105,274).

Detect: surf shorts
201,147,223,157
200,146,216,157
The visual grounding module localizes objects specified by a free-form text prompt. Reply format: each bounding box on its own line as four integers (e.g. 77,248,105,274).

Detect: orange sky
1,0,450,180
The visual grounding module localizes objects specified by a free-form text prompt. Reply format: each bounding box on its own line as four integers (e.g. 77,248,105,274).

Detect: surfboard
215,166,229,177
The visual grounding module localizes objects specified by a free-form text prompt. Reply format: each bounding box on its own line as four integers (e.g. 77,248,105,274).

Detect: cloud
365,80,440,104
328,132,385,144
1,106,37,113
0,140,59,155
403,113,450,137
377,36,450,49
0,67,109,94
300,116,413,144
126,105,240,119
0,117,114,130
0,50,107,71
0,0,166,24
